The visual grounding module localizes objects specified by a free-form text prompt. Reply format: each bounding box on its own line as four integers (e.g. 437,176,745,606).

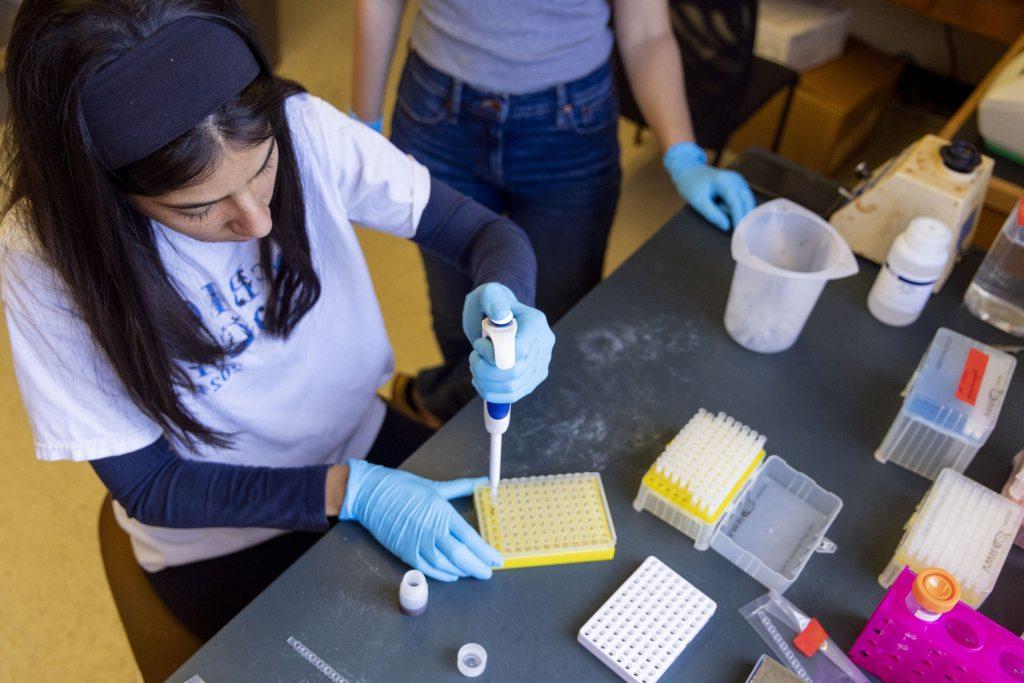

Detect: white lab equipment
830,135,993,290
979,50,1024,163
577,556,715,683
481,313,517,501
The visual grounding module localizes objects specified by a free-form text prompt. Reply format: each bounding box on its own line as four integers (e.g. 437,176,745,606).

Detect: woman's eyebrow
163,140,276,210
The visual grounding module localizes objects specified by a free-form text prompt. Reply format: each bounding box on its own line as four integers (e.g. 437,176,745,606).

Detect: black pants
145,405,434,641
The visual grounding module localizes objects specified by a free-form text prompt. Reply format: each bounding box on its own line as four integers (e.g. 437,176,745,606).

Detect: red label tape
956,348,989,405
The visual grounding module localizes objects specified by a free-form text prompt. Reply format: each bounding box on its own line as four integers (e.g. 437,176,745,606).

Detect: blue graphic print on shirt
186,258,276,395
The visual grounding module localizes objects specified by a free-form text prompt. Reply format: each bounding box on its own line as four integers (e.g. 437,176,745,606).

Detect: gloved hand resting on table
664,141,756,232
340,459,503,581
463,282,556,404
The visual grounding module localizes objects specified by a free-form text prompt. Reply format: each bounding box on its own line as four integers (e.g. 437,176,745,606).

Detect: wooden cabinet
891,0,1024,44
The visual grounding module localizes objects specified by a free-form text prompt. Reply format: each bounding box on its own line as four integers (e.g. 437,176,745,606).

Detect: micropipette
481,312,517,502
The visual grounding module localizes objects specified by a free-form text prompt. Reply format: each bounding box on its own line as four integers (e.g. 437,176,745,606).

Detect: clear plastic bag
740,592,870,683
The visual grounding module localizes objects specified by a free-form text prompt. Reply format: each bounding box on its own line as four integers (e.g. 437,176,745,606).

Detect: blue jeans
391,52,622,420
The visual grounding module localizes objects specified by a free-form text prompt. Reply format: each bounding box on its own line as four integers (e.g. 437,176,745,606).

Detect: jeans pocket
567,77,617,135
396,63,450,125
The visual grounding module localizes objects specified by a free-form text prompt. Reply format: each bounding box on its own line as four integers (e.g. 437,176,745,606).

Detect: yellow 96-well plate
474,472,617,569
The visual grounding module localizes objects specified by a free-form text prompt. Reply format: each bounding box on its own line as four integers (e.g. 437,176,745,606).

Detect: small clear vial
457,643,487,678
399,570,428,616
906,567,960,622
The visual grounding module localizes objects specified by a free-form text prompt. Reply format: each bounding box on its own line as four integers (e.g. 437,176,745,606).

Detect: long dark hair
4,0,321,448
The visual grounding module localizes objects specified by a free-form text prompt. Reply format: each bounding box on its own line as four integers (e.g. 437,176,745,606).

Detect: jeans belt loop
447,78,463,123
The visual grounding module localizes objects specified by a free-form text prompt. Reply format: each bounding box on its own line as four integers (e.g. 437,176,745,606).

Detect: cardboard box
755,0,851,72
730,41,904,175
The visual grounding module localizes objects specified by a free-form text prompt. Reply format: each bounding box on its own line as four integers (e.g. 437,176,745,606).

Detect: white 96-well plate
577,556,716,683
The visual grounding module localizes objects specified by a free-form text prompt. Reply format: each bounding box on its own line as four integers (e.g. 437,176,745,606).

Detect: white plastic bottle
868,217,952,326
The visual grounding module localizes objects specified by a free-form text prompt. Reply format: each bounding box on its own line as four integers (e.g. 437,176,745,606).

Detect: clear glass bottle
964,198,1024,336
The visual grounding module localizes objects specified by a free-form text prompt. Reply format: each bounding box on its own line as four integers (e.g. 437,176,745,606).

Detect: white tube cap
457,643,487,677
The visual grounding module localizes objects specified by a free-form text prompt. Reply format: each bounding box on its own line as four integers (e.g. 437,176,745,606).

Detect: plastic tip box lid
903,328,1016,444
709,455,843,593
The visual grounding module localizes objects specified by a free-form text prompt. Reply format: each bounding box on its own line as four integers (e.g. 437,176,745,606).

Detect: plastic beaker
725,199,857,353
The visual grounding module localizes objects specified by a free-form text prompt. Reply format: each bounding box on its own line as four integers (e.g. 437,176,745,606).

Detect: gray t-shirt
411,0,613,94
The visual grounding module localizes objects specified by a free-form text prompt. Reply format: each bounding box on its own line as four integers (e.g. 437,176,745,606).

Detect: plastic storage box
879,468,1022,607
474,472,616,569
634,410,842,593
709,456,843,593
755,0,851,73
875,327,1016,480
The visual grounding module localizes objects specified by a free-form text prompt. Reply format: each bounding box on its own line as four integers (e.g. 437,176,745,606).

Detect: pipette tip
489,433,502,505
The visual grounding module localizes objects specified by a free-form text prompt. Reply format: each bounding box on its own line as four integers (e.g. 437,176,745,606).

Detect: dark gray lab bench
172,204,1024,683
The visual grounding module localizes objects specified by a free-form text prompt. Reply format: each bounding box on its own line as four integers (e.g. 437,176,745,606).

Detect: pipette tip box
633,408,766,550
633,409,842,593
473,472,616,569
578,556,716,683
879,467,1023,607
875,327,1016,480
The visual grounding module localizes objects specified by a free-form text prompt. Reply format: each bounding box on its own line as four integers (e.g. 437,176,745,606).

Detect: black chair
615,0,798,165
98,495,202,681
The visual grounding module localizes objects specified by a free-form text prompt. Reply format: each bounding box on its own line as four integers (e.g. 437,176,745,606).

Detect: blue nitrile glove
663,141,756,231
340,459,503,582
463,282,556,404
348,110,383,133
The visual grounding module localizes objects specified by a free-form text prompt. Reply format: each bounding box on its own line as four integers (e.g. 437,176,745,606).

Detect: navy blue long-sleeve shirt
90,177,536,531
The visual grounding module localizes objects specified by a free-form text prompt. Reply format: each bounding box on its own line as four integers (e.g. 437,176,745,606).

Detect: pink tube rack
849,567,1024,682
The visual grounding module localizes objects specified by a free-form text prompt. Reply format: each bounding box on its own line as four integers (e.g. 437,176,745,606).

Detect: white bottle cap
904,217,952,254
399,570,428,616
457,643,487,677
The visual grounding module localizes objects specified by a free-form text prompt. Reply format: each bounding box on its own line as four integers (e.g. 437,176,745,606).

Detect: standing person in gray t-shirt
352,0,756,427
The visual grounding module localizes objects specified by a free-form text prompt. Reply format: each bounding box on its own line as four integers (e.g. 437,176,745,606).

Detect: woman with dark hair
2,0,554,640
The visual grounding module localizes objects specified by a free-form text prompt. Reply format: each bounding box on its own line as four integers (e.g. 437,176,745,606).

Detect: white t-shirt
0,93,431,571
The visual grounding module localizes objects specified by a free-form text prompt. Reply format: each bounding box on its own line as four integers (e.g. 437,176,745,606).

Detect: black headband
83,17,261,169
